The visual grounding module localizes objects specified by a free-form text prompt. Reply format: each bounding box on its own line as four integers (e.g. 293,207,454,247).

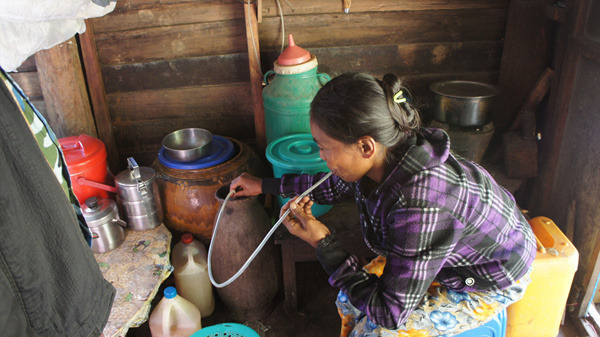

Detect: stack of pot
79,156,164,254
429,80,500,163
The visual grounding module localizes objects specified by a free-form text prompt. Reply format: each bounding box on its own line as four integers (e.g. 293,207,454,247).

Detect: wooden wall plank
102,53,249,93
35,37,98,139
80,20,121,173
112,115,254,154
8,72,44,100
258,9,508,51
261,41,503,78
93,0,243,33
260,0,509,16
108,83,253,122
495,0,553,131
95,9,506,66
15,56,37,72
95,20,247,65
93,0,507,34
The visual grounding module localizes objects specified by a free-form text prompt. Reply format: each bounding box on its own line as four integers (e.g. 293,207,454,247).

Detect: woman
231,72,536,336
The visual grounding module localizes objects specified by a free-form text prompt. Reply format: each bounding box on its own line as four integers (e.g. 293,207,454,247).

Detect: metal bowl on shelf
162,128,213,162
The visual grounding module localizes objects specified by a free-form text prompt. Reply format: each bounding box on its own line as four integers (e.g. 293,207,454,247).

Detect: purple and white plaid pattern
272,128,536,329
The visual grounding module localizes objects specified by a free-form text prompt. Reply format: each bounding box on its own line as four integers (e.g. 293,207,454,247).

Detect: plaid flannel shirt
262,128,536,329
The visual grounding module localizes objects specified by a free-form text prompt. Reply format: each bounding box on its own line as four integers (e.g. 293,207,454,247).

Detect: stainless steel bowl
162,128,213,162
430,81,500,127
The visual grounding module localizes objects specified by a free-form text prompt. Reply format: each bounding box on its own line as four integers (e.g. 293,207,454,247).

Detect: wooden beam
35,37,97,139
495,0,552,132
79,20,121,173
244,2,266,152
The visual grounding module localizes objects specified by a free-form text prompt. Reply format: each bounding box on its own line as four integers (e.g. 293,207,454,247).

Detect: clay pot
152,138,267,244
210,185,279,322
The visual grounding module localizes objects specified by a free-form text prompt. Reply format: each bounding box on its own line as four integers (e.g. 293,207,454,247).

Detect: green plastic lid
266,134,327,171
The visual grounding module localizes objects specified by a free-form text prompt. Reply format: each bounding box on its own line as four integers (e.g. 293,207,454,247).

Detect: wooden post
244,2,266,152
79,20,121,173
35,37,97,139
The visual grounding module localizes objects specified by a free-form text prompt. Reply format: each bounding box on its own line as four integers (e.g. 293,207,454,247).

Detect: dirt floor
126,259,340,337
126,257,580,337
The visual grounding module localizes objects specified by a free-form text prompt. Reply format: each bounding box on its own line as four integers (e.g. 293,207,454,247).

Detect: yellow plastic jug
172,233,215,317
506,216,578,337
149,286,202,337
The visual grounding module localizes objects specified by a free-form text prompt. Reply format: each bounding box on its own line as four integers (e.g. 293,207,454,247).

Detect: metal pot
162,128,213,162
82,197,127,254
115,157,163,231
430,81,500,127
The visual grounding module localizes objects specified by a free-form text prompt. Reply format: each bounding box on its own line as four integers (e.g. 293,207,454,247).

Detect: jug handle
317,73,332,86
263,70,275,85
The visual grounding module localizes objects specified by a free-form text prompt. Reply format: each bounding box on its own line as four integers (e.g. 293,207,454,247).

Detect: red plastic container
59,135,115,205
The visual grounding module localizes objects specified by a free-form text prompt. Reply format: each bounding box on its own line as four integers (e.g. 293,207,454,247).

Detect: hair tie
393,90,407,104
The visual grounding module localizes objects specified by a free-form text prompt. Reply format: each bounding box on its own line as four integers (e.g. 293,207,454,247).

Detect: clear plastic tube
208,171,333,288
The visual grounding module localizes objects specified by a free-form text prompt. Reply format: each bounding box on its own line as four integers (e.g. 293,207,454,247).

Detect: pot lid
158,135,234,170
115,165,156,187
81,197,118,226
266,133,326,171
277,34,311,66
58,135,107,169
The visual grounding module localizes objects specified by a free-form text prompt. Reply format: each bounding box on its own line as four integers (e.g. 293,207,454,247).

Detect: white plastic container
149,286,202,337
172,233,215,317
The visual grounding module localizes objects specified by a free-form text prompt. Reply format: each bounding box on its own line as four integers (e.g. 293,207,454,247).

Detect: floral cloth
337,256,531,337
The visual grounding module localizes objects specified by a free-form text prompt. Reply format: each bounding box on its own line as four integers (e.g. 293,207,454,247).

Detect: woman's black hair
310,72,421,161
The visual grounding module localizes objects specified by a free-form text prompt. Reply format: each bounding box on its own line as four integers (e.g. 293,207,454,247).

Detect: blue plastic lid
337,291,349,302
164,286,177,299
158,135,234,170
266,133,326,171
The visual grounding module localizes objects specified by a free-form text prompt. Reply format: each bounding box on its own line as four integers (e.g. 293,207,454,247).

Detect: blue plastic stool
454,308,506,337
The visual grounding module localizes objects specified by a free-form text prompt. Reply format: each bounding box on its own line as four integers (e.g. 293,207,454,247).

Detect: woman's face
310,120,372,182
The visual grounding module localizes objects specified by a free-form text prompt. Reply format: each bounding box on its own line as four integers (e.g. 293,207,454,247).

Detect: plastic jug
172,233,215,317
506,216,578,337
262,34,331,145
149,286,202,337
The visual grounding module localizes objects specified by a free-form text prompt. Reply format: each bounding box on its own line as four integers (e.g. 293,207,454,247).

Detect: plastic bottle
172,233,215,317
149,286,202,337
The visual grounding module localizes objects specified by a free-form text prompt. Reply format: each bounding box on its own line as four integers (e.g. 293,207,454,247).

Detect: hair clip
393,90,407,104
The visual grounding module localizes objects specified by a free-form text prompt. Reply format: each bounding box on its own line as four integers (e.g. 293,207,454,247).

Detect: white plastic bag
0,0,116,72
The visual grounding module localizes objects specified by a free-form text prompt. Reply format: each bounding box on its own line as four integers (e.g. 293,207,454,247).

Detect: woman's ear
357,136,377,159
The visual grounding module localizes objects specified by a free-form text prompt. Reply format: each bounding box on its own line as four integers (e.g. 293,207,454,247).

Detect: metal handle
127,157,149,198
127,157,154,224
77,177,118,193
112,218,128,228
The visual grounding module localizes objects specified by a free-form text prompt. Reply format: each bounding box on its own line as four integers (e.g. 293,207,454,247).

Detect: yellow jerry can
506,216,579,337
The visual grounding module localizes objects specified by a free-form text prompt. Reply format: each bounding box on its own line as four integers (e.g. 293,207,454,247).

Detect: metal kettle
82,197,127,254
115,157,163,231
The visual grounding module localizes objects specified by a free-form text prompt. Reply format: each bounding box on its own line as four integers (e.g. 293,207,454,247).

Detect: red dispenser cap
181,233,194,244
277,34,311,66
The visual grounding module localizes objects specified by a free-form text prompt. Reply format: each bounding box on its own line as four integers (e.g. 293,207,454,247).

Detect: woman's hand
280,196,331,248
230,173,262,197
